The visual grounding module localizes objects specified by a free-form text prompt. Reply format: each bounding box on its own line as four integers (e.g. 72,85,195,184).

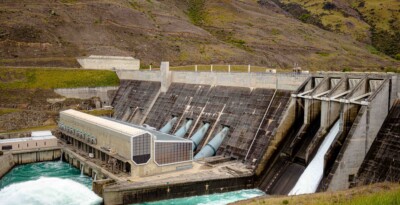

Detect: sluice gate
257,74,395,194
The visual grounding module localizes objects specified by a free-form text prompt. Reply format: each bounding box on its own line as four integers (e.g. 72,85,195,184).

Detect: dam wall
54,86,119,106
116,70,308,90
326,79,391,191
112,80,160,123
356,100,400,185
101,174,254,204
132,83,292,161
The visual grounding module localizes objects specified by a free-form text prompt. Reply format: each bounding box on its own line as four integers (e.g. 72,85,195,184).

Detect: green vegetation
0,68,119,89
238,183,400,205
317,52,330,57
82,109,114,117
348,188,400,205
187,0,207,26
0,108,20,116
342,67,353,72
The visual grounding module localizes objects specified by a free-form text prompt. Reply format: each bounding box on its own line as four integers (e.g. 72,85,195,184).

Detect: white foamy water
289,120,340,195
0,177,102,205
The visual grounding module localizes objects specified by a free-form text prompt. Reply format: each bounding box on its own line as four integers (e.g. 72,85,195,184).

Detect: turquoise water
0,161,92,189
139,189,265,205
0,161,264,205
0,161,102,205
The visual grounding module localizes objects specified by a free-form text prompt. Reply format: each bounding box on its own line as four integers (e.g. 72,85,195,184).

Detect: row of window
1,141,47,151
59,122,97,145
154,142,192,165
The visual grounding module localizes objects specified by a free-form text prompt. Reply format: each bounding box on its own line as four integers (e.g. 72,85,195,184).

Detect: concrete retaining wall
102,175,254,205
116,70,161,82
54,86,119,105
117,70,308,91
0,153,15,179
12,148,61,164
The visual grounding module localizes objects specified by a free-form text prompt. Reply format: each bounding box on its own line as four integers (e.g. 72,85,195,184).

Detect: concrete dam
96,62,399,203
3,62,398,204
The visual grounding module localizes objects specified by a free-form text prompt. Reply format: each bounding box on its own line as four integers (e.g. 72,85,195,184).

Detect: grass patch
0,108,21,116
317,52,330,57
237,182,400,205
82,109,114,117
366,45,381,55
187,0,207,26
0,68,119,89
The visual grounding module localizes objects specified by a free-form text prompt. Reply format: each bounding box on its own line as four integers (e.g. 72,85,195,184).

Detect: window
155,142,192,165
132,134,151,164
2,145,12,150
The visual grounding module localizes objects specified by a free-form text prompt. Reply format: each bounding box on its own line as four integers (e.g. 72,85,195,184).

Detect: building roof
31,130,53,138
104,117,192,142
60,109,148,138
0,136,56,144
87,55,137,60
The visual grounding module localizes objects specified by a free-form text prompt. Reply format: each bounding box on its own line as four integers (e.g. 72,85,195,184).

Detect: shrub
323,2,336,10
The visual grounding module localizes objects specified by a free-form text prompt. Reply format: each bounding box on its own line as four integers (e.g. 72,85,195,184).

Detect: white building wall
77,55,140,70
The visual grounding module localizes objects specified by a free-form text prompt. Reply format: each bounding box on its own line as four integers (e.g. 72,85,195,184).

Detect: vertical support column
211,65,213,72
195,65,198,72
248,64,250,73
160,61,171,92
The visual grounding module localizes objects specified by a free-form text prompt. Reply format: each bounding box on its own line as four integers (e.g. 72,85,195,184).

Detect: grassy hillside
274,0,400,59
0,0,398,71
234,182,400,205
0,68,119,89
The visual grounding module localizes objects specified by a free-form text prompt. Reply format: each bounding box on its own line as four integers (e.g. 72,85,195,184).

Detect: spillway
289,120,340,195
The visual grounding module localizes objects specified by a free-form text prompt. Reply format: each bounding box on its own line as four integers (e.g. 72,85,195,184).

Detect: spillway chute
194,127,229,160
189,123,210,150
159,117,178,133
174,119,193,138
288,120,340,195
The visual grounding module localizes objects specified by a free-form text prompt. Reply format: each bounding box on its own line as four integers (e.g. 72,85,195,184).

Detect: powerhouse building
58,109,193,177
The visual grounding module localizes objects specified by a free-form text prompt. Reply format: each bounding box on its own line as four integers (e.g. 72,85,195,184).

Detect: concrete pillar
211,65,213,72
228,65,231,72
195,65,198,72
248,64,250,73
160,61,171,92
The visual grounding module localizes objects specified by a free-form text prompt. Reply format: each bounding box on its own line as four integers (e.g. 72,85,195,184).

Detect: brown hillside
0,0,398,71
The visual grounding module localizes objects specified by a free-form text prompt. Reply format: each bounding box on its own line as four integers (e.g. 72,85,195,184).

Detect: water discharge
289,120,340,195
0,177,102,205
0,161,102,205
